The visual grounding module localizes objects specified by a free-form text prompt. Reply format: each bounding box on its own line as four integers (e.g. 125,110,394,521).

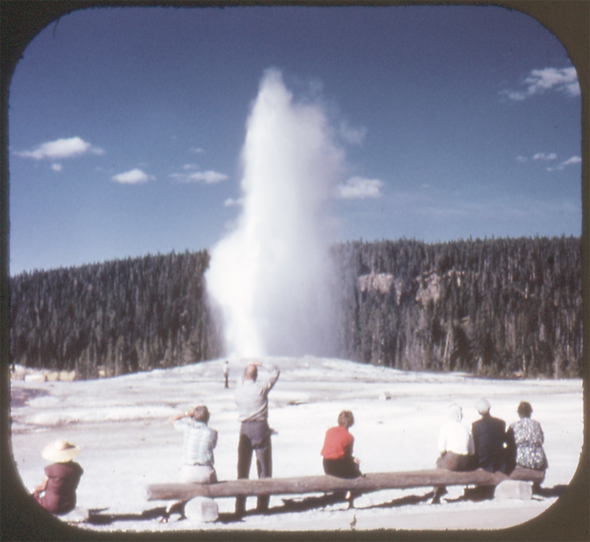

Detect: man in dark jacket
471,398,507,473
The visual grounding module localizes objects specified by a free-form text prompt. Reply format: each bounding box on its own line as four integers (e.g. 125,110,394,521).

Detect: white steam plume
206,69,344,358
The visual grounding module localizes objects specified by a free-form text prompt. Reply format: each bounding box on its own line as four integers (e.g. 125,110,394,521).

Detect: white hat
475,398,491,414
41,439,81,463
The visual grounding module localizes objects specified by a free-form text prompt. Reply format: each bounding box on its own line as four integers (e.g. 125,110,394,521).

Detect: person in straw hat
32,439,83,515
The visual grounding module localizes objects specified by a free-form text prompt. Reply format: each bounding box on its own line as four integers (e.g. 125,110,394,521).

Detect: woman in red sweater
321,410,361,478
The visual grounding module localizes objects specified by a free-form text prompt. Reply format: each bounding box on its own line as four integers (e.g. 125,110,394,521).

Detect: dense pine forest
10,237,582,379
10,251,221,379
330,237,582,378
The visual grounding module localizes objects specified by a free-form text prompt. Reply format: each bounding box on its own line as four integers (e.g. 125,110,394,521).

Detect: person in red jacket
321,410,361,479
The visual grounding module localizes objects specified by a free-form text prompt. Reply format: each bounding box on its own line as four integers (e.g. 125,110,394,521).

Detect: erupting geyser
206,69,345,358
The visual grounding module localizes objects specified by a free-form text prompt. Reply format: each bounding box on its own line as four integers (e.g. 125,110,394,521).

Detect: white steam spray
206,69,345,358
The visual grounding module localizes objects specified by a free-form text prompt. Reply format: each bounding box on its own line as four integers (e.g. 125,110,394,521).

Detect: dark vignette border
1,1,587,541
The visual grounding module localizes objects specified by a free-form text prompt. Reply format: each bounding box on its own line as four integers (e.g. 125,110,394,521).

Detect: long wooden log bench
147,467,544,502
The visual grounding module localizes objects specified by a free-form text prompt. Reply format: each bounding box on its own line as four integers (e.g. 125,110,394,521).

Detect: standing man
234,362,280,516
223,360,230,389
471,398,507,473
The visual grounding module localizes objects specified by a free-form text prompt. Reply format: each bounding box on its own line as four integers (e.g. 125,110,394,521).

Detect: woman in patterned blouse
506,401,548,474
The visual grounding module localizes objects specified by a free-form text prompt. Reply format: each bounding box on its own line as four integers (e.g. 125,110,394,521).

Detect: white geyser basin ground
10,357,583,532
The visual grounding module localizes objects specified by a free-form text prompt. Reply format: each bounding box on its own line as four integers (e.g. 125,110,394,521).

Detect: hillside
9,237,582,379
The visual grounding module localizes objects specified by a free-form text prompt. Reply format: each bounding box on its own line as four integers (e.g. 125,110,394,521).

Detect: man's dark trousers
236,420,272,514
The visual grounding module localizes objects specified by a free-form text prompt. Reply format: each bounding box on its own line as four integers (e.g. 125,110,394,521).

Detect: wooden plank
146,468,528,501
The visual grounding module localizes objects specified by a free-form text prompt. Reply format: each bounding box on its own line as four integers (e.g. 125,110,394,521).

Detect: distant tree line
10,236,582,379
330,236,582,378
10,250,222,379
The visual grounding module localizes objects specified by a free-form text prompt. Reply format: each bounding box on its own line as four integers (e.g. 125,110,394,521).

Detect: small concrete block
494,480,533,500
184,497,219,523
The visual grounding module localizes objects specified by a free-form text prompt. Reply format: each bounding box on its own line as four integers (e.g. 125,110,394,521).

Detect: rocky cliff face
358,273,404,305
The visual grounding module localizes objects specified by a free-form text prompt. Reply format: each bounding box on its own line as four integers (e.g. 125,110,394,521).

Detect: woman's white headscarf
447,404,463,422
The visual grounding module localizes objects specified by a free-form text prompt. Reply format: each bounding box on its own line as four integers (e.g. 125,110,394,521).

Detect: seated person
506,401,548,490
33,439,84,515
160,405,217,523
472,398,508,473
432,404,474,504
321,410,361,479
436,404,475,471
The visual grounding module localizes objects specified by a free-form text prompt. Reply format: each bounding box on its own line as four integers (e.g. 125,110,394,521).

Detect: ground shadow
443,486,496,503
85,507,167,525
215,493,349,523
369,491,436,508
217,491,437,522
535,484,567,498
83,484,568,526
439,483,566,503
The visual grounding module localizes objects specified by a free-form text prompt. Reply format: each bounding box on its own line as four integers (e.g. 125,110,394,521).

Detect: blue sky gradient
8,5,581,275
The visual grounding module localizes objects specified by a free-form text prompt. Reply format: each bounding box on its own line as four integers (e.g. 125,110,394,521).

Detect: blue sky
8,5,581,275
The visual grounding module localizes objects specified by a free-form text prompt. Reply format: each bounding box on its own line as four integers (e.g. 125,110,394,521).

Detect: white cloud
519,151,580,171
533,152,557,161
51,163,62,172
561,156,581,167
183,164,199,170
336,176,384,199
171,170,229,184
189,171,228,183
339,121,367,145
111,169,154,184
17,137,104,160
190,147,205,154
502,67,580,101
547,155,582,172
